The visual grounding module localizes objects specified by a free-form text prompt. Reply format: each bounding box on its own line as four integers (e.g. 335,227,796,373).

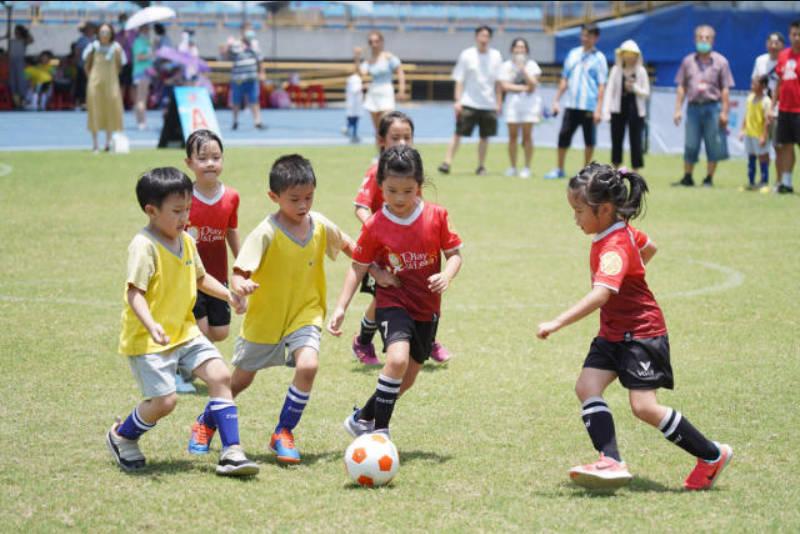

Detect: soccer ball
344,433,399,487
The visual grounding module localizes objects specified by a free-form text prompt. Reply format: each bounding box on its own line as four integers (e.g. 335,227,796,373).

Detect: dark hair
768,31,785,44
98,22,115,42
376,145,424,187
475,25,493,37
581,23,600,37
791,20,800,30
378,110,415,139
756,75,769,88
269,154,317,194
510,37,530,53
154,23,166,35
186,129,224,158
136,167,193,210
568,162,648,221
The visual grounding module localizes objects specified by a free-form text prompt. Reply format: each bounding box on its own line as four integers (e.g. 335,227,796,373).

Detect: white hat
616,39,641,55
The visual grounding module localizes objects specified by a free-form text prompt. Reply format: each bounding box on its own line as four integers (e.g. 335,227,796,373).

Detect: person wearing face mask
83,22,127,153
673,25,734,188
223,28,265,131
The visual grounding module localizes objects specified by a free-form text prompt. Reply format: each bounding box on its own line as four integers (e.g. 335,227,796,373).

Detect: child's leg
275,346,318,433
193,358,242,449
747,154,756,185
231,367,257,398
575,367,621,461
628,389,720,461
119,393,177,440
359,341,407,430
399,359,423,396
758,153,770,184
358,298,378,345
352,116,359,138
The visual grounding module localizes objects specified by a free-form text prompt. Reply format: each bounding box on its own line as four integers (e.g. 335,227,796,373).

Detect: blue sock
117,407,155,440
747,155,756,185
276,385,310,433
759,160,769,184
206,398,240,448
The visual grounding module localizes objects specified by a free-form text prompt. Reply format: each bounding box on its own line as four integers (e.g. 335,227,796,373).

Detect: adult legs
521,123,533,169
507,123,519,169
610,113,625,166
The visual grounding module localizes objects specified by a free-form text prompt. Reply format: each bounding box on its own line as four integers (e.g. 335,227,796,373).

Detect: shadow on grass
175,381,208,396
400,449,453,465
550,476,683,497
342,481,398,491
248,449,341,467
348,361,450,376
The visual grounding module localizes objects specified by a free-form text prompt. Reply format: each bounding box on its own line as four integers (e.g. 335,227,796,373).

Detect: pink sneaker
352,335,380,366
430,341,451,363
569,454,633,490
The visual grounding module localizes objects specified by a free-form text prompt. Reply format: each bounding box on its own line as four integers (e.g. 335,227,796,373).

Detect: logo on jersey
599,251,623,276
385,249,436,274
784,59,797,81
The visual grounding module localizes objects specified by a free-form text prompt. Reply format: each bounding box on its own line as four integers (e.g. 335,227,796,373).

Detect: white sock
782,172,793,187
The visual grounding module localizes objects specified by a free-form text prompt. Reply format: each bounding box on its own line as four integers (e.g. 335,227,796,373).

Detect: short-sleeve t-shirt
452,46,503,110
498,58,543,114
234,211,346,344
360,53,401,88
353,163,382,214
119,230,205,355
562,46,608,111
776,47,800,113
353,201,462,321
187,185,239,284
590,222,666,342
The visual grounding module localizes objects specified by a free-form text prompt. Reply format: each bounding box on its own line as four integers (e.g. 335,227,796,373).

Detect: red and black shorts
583,335,674,390
375,307,438,364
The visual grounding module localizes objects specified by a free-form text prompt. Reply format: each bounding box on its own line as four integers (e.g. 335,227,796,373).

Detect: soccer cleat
352,335,381,366
437,162,451,174
543,168,566,180
569,454,633,490
269,428,301,464
216,445,259,477
106,420,146,472
519,167,532,179
672,174,695,187
188,419,216,455
429,341,452,363
684,442,733,491
504,167,517,177
343,407,374,438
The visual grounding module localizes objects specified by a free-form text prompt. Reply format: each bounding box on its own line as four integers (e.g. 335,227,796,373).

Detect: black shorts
776,111,800,146
583,335,674,390
359,274,377,296
193,290,231,327
558,108,596,148
456,106,498,138
376,307,438,365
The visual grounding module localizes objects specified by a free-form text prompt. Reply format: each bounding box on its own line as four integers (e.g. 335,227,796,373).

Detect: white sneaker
519,167,531,179
569,454,633,490
106,420,146,472
504,167,517,177
216,445,259,477
343,408,374,437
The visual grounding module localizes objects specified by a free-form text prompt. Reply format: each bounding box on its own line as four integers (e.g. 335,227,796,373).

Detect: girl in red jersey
329,145,463,437
352,111,453,366
537,162,732,491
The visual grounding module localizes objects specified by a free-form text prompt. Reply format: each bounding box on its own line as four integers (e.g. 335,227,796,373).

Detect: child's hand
148,323,170,345
373,269,401,288
230,292,247,315
233,278,259,296
427,273,450,294
759,135,767,147
327,307,346,336
536,320,561,340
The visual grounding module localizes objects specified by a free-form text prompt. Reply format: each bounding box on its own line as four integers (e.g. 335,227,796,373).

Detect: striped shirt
230,46,260,83
562,46,608,111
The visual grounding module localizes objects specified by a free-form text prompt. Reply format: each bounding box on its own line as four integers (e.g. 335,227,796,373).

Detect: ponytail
568,162,648,221
616,167,648,220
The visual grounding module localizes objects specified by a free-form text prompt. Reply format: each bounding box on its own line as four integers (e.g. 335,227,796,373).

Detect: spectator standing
8,24,33,108
83,23,127,153
438,25,503,176
545,23,608,180
132,25,153,130
773,19,800,194
672,25,734,188
751,32,785,190
223,29,265,131
602,39,650,172
153,23,172,50
738,76,772,191
74,22,97,110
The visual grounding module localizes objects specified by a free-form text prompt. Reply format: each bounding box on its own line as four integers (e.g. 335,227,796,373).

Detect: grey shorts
127,335,221,398
232,325,321,372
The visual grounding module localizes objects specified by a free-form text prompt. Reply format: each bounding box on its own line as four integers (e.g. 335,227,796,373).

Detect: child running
352,111,452,366
536,162,732,491
108,167,258,476
329,145,463,438
188,155,355,464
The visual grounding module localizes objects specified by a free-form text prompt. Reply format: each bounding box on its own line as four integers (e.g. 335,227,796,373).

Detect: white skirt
504,93,541,124
363,83,395,113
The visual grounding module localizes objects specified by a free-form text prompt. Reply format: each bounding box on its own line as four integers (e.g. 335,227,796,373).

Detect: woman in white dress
354,31,406,152
499,38,542,178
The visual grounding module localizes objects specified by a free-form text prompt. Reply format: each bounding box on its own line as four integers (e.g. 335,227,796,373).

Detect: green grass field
1,144,798,531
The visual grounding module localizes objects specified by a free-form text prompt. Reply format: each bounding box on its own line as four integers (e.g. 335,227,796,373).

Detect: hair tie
618,166,629,176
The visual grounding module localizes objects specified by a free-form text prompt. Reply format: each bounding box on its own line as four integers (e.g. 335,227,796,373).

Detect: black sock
659,408,719,461
358,316,378,345
581,397,622,462
358,393,376,421
373,374,402,430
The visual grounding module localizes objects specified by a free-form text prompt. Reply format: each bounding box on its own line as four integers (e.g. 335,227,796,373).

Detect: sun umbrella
124,6,176,31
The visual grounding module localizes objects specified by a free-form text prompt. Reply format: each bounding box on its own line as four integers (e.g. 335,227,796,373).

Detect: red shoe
684,442,733,490
569,454,633,490
352,335,380,366
430,341,451,363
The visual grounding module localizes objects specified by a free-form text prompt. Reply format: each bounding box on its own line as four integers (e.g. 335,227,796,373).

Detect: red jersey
353,201,462,321
187,185,239,284
776,47,800,113
353,163,383,214
590,222,666,342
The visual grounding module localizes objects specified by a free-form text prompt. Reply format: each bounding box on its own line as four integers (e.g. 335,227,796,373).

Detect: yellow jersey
744,93,772,138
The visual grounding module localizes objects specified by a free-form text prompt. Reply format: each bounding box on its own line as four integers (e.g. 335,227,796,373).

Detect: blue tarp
555,4,799,88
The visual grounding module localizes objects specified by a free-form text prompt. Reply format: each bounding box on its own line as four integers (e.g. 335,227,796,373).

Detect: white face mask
513,53,526,65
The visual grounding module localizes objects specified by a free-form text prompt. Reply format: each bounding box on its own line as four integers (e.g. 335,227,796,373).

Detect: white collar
382,200,424,226
193,184,225,205
593,221,626,242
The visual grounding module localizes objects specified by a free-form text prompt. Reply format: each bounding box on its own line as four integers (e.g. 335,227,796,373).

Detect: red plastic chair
0,84,13,110
307,84,326,108
286,84,309,107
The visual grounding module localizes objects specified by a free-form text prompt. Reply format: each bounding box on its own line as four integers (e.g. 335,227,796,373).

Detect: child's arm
327,262,370,336
640,241,657,265
536,286,613,340
428,249,462,294
198,272,246,314
126,286,169,345
354,206,371,225
231,268,259,296
339,233,356,259
226,228,241,258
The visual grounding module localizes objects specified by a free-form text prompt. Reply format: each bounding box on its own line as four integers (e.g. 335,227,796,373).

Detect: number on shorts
380,321,389,339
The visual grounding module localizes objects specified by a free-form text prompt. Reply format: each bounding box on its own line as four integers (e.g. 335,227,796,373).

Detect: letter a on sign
192,108,209,130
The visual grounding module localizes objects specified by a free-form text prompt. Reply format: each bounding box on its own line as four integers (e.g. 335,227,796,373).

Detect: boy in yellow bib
108,167,258,477
189,154,357,464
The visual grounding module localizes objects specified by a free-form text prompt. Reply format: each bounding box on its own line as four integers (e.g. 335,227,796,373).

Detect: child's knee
151,393,178,416
630,397,659,422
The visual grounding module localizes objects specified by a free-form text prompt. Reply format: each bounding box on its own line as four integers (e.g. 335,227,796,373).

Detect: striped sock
659,408,720,462
358,316,378,345
276,385,310,433
581,397,621,462
373,374,402,431
117,407,155,440
206,397,240,448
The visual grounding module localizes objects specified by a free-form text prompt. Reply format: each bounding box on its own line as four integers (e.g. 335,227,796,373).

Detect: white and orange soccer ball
344,433,399,487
